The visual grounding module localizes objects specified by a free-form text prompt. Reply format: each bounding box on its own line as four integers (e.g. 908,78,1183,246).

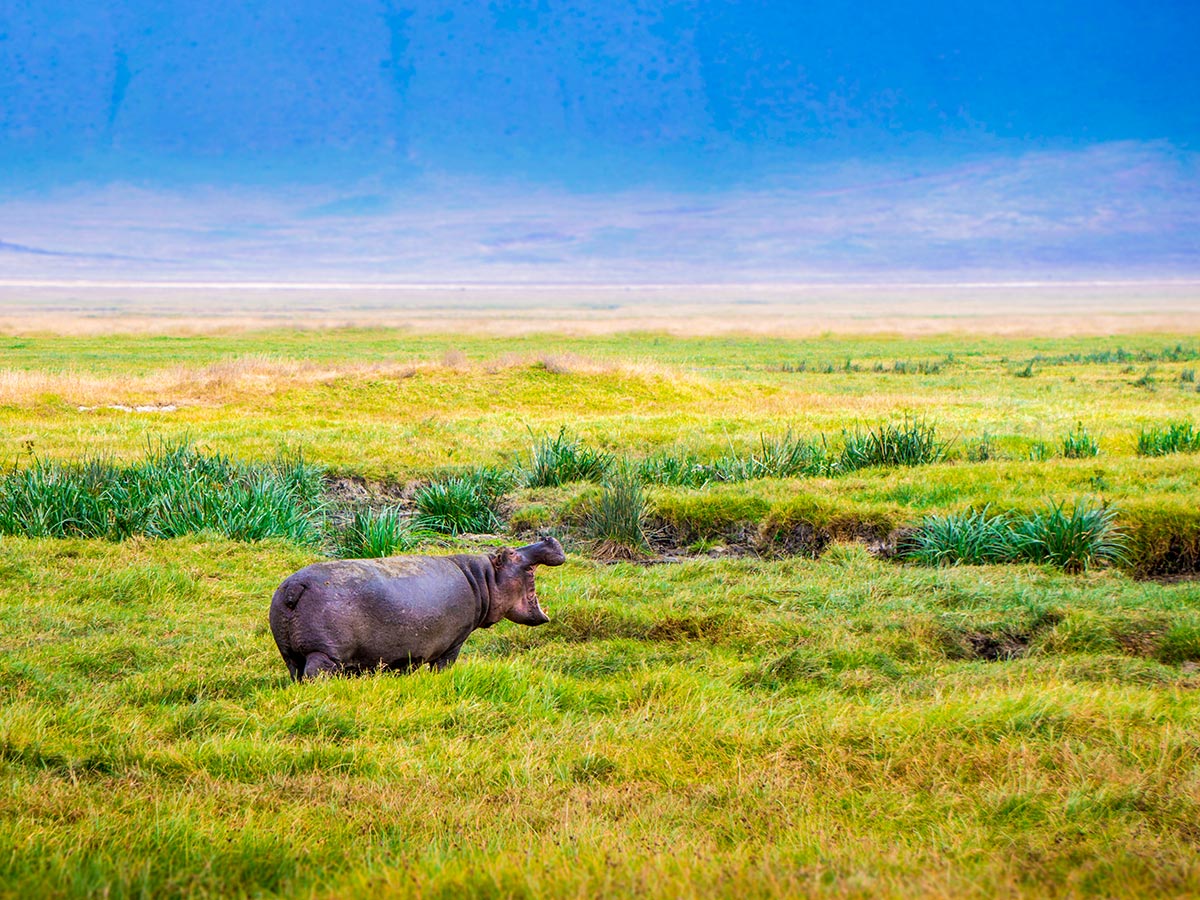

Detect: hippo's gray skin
269,537,566,681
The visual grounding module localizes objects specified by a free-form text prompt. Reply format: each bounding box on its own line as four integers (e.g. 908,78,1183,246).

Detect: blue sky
1,1,1198,278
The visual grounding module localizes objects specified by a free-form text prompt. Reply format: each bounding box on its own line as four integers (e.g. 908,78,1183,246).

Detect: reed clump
0,441,324,544
902,500,1127,573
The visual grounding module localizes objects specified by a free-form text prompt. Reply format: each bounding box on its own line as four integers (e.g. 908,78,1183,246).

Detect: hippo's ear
515,537,566,567
489,548,523,572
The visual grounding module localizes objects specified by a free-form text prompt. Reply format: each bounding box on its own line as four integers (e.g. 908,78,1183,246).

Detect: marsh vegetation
1,327,1199,897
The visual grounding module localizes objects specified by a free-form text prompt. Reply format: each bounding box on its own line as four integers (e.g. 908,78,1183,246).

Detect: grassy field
2,326,1199,897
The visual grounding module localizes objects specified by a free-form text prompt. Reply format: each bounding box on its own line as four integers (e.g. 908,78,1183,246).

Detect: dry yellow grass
0,352,689,407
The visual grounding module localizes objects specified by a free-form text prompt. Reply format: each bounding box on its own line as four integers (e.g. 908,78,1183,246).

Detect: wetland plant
414,471,505,534
1060,423,1100,458
966,432,996,462
1132,368,1157,389
0,442,324,544
522,428,614,487
336,507,435,558
638,431,828,486
750,431,830,478
903,500,1126,573
900,508,1016,566
636,452,715,488
1136,421,1200,456
585,463,649,557
1009,501,1127,573
836,418,947,472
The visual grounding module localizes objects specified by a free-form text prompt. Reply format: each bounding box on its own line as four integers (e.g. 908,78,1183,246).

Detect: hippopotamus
269,537,566,681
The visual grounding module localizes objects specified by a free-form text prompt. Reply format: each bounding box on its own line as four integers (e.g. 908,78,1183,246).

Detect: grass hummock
1060,423,1100,458
836,417,947,472
1010,500,1128,572
334,507,436,558
900,507,1016,566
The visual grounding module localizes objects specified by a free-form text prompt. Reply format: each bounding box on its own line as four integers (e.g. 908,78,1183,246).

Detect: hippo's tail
269,578,311,682
275,579,308,610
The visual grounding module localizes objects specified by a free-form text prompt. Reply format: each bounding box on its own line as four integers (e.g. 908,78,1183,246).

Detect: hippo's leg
429,641,465,671
301,652,339,680
279,650,306,682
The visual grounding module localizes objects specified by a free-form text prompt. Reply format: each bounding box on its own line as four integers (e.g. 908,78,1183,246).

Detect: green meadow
2,327,1199,897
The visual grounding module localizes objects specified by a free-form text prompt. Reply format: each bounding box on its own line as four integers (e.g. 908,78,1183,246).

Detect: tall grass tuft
638,432,828,487
1137,421,1200,456
900,508,1016,566
1060,423,1099,458
903,500,1126,573
0,441,324,544
585,463,649,557
1009,501,1127,573
636,453,715,488
966,432,996,462
414,469,507,535
335,507,436,558
522,428,614,487
751,431,830,478
836,418,947,472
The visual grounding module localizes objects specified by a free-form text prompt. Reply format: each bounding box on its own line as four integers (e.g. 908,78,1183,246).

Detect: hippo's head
489,537,566,627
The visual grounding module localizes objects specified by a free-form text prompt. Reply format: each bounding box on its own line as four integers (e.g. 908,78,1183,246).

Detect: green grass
0,441,324,544
903,501,1127,572
900,507,1016,566
0,536,1198,897
5,330,1199,479
583,463,650,556
334,507,437,558
638,431,828,486
1137,420,1200,456
3,327,1200,896
835,417,947,472
1060,422,1100,458
522,427,614,487
414,471,506,535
